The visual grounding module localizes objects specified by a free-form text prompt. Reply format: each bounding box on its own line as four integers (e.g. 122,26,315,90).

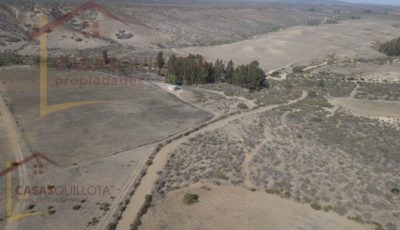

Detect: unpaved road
243,126,272,188
116,91,307,230
96,148,148,230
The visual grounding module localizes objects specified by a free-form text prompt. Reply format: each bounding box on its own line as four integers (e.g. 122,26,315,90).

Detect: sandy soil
141,184,372,230
329,97,400,122
178,18,400,71
314,60,400,83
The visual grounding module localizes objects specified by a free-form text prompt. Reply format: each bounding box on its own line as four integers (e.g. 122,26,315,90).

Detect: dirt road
96,150,148,230
115,91,307,230
0,83,29,230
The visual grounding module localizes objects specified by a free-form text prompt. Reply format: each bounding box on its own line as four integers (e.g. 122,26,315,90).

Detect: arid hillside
0,1,378,53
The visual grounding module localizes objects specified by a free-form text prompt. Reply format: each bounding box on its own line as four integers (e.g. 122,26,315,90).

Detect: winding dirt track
116,91,307,230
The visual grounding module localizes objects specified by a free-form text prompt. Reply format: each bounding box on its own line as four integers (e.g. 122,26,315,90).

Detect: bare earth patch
329,98,400,122
141,184,372,230
178,18,400,70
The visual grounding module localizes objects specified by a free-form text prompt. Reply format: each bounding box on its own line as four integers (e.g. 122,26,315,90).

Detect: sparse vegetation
0,53,29,66
310,203,322,210
48,209,56,215
347,215,364,224
183,193,199,205
130,195,152,230
237,102,248,110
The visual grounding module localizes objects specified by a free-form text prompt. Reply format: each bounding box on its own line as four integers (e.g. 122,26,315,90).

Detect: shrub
391,187,400,194
265,189,281,195
212,171,229,180
183,193,199,205
323,205,332,212
310,203,322,210
333,204,347,216
366,221,384,230
131,195,152,230
237,103,248,110
48,209,56,215
107,222,117,230
347,215,364,223
308,91,317,98
312,117,322,122
131,219,141,230
100,202,111,211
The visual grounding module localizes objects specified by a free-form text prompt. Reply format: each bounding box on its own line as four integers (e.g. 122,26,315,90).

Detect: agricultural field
0,67,211,230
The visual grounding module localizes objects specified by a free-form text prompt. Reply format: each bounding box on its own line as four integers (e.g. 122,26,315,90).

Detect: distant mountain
120,0,345,5
4,0,346,5
250,0,343,4
343,0,400,6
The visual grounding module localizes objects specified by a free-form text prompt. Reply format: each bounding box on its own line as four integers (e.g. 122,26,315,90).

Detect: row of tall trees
379,37,400,56
165,54,268,90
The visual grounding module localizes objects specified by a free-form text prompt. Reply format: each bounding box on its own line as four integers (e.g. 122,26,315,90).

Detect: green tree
233,60,267,90
167,54,177,74
225,60,234,83
379,37,400,56
212,59,225,82
156,51,165,69
102,50,110,65
165,54,267,90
